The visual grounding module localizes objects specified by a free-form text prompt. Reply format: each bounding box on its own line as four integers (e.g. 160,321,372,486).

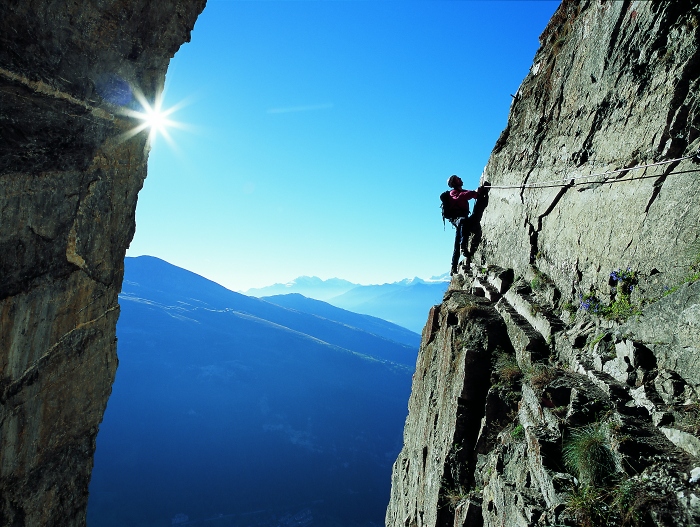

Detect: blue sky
126,0,560,291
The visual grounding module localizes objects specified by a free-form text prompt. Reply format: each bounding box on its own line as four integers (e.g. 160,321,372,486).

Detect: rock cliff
0,1,205,525
388,1,700,526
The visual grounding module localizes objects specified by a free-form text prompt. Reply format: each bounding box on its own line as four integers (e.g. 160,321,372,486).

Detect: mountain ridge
327,280,449,333
123,255,419,367
244,276,358,300
260,292,421,348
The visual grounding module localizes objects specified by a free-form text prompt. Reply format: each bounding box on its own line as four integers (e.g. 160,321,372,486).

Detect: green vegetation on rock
563,423,616,486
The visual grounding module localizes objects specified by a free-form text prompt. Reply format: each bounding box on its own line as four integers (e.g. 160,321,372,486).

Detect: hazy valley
88,256,421,527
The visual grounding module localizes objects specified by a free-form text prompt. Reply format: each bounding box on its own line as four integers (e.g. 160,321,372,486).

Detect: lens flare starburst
118,87,189,149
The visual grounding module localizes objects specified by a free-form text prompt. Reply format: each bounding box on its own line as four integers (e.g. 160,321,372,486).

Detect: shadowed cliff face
388,2,700,527
0,2,205,525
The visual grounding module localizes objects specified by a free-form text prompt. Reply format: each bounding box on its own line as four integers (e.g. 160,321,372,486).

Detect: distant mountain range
88,256,418,527
244,276,358,300
247,275,450,333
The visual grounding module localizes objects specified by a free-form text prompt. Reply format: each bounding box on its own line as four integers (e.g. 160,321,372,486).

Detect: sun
136,93,178,143
143,104,169,136
118,87,188,148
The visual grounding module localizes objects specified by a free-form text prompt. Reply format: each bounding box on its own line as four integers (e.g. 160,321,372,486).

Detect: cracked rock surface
473,0,700,303
0,1,205,525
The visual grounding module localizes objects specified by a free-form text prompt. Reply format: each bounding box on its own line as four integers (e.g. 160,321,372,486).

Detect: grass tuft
566,478,651,527
563,423,616,486
612,479,649,526
566,485,608,527
442,485,468,511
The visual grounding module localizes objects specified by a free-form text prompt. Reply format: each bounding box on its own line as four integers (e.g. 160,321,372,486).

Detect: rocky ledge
387,264,700,527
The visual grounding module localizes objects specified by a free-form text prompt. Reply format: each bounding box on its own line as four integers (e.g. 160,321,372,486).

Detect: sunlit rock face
0,1,205,524
388,2,700,526
474,0,700,301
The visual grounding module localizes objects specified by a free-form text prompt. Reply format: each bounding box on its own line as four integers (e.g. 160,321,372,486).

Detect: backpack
440,190,469,225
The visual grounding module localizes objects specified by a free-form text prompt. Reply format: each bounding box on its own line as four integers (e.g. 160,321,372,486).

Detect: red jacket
449,188,479,215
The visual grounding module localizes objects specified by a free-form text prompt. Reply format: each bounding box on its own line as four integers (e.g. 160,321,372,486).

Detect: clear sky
126,0,560,292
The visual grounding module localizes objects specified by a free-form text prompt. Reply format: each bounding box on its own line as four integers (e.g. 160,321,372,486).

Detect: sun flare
118,87,189,148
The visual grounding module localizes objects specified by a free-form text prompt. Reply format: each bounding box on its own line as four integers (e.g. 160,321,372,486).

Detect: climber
442,175,481,275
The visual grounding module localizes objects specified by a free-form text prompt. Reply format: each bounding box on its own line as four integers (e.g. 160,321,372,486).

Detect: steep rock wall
388,2,700,526
0,2,205,525
474,0,700,303
386,295,513,527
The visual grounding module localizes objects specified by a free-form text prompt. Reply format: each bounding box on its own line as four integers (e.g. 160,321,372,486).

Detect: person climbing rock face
444,175,480,275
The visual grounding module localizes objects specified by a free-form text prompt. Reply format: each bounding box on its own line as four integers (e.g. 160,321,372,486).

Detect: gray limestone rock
621,280,700,392
388,2,700,526
473,0,700,306
661,427,700,460
655,369,689,405
386,294,512,527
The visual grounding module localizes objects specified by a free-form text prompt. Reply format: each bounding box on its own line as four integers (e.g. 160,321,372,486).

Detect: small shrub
609,268,637,294
579,291,602,313
562,301,577,314
442,485,468,511
567,478,650,527
510,424,525,441
603,294,641,321
494,353,522,384
605,269,639,321
577,268,641,321
563,423,616,486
